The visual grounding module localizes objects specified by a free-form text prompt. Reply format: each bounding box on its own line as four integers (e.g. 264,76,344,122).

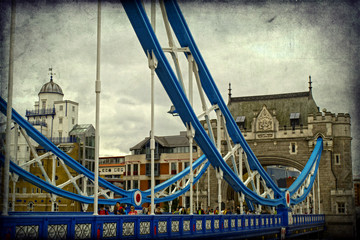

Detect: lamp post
93,0,101,215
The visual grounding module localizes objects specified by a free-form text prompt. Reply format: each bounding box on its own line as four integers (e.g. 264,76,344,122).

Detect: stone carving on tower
256,105,274,132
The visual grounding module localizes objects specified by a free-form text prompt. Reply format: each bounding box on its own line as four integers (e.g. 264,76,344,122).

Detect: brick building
124,132,200,208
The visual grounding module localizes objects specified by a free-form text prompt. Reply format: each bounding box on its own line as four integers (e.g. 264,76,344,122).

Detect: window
9,187,11,193
16,187,20,193
184,162,190,169
27,146,29,152
146,163,160,176
27,202,34,212
57,160,60,167
289,142,297,154
32,188,35,193
17,146,20,151
133,164,138,175
59,118,63,124
127,164,132,176
236,116,246,129
42,100,46,109
53,202,59,212
22,187,27,193
171,162,177,175
127,180,131,190
59,105,63,111
133,180,139,189
335,154,341,165
290,113,300,130
72,118,75,125
58,131,62,139
337,202,345,214
72,106,75,112
18,131,20,137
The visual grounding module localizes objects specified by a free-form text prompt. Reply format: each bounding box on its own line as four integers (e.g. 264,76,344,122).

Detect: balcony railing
49,136,77,144
28,120,47,127
26,108,55,117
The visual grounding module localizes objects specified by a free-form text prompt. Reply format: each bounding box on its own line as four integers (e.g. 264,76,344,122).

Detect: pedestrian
129,206,137,215
173,208,179,214
226,208,232,214
214,207,219,214
98,204,109,215
114,202,122,215
155,207,162,214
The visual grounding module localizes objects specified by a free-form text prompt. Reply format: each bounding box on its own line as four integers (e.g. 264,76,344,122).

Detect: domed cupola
38,68,64,96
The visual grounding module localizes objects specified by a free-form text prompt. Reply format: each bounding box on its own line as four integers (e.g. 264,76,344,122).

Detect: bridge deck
1,213,325,239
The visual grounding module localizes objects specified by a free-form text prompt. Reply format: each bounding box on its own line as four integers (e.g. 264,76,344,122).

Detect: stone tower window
334,154,341,165
337,202,345,214
290,113,300,130
236,116,246,129
289,142,297,154
59,105,63,111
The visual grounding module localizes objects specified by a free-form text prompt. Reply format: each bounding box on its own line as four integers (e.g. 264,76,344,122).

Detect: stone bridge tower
200,78,354,238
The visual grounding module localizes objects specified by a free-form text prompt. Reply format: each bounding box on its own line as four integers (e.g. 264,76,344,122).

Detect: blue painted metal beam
120,0,288,206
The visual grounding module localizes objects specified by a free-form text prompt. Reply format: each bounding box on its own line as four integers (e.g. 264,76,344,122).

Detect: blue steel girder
0,0,324,209
121,0,288,207
0,96,209,206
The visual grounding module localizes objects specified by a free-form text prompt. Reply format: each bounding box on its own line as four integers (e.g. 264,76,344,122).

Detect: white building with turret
26,68,78,142
9,68,79,166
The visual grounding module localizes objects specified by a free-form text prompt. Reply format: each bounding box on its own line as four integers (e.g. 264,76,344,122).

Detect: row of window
32,160,61,168
58,117,76,125
42,101,76,112
9,187,43,194
133,144,197,156
58,105,76,112
9,201,59,212
235,113,301,129
99,157,125,164
122,162,190,177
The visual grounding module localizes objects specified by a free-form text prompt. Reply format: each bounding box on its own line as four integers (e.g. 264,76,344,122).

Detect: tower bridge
1,0,354,239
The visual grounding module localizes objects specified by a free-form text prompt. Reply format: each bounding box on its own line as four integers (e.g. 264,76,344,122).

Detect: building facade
124,131,201,209
99,156,125,193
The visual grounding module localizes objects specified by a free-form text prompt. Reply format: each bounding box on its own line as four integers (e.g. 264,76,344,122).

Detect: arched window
53,202,59,212
27,201,34,212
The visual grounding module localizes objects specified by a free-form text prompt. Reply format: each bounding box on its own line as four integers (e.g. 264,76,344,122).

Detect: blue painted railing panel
0,213,325,240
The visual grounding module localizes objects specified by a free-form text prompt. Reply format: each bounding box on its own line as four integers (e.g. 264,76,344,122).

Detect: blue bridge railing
0,213,325,239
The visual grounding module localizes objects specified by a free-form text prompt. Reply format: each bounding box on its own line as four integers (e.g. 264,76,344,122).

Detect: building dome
38,77,64,96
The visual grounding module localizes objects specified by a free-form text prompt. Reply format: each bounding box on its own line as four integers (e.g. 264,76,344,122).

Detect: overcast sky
1,0,359,174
